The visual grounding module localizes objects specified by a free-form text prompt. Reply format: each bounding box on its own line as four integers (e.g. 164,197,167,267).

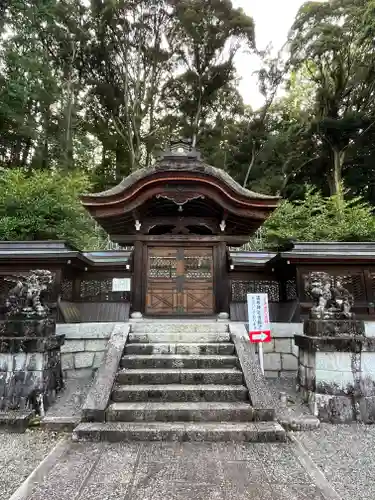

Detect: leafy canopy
263,186,375,248
0,168,100,249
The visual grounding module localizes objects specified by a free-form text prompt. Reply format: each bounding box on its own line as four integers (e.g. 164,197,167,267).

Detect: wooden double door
146,246,214,315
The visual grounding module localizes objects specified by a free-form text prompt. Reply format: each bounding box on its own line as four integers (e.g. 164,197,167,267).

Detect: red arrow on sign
249,330,271,343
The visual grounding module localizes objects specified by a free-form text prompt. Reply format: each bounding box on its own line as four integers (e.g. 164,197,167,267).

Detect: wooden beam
111,234,251,245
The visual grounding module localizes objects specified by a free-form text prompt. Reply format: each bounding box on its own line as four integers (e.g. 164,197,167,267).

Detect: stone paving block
224,460,265,483
270,483,325,500
222,481,274,500
174,483,224,500
29,443,103,500
77,483,130,500
177,460,221,484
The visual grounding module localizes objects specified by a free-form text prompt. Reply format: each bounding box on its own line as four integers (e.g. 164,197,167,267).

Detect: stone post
294,271,375,423
0,270,65,415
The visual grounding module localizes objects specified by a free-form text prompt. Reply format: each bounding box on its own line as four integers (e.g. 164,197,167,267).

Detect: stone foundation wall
253,323,303,378
56,323,121,378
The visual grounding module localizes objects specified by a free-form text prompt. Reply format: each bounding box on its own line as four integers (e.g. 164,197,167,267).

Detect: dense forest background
1,0,375,249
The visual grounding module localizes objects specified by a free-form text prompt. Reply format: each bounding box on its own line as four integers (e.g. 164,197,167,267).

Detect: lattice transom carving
79,279,128,301
286,279,297,301
61,279,73,301
231,280,280,302
149,257,177,279
185,256,212,279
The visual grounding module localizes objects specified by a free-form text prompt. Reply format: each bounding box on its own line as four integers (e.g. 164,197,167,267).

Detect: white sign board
112,278,131,292
247,293,271,375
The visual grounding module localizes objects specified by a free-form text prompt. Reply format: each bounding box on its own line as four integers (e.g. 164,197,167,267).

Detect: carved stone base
0,317,56,338
304,319,365,337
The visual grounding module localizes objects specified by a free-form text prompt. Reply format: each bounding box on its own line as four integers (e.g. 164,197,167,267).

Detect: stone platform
295,318,375,423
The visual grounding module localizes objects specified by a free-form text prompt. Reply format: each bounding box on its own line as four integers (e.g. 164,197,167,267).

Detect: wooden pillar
215,242,230,314
132,241,144,314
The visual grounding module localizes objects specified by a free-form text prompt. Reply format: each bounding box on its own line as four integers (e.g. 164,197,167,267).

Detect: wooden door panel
146,246,214,316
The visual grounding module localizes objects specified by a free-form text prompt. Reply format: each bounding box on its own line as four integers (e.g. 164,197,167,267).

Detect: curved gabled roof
81,156,279,204
81,144,280,238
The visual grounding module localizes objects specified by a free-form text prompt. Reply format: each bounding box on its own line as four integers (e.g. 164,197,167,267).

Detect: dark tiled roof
82,157,279,202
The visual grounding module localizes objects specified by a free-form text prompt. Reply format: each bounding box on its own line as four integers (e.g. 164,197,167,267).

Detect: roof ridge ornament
159,139,201,160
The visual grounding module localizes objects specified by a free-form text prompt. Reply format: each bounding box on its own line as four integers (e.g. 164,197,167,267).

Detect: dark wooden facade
1,241,375,323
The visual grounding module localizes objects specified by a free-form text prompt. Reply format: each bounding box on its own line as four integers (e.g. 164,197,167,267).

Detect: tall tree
289,0,375,196
162,0,255,147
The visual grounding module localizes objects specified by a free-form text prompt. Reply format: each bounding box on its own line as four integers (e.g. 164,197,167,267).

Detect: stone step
124,343,235,355
73,421,286,443
131,323,228,334
128,331,231,343
112,384,248,403
106,401,254,422
116,368,244,385
120,354,239,370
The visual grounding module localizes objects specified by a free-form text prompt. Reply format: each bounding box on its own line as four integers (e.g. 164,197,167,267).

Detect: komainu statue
305,272,354,320
4,270,53,318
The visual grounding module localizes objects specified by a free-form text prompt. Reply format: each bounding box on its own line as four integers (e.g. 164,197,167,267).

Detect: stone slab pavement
9,439,335,500
0,430,59,500
298,423,375,500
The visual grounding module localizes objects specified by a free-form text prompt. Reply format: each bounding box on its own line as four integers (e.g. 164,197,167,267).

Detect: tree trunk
331,146,346,196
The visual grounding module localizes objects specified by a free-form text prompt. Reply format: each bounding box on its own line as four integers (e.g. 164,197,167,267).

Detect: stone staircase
74,322,285,442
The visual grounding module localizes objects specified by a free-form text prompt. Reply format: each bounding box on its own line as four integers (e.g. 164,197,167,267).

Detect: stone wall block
275,339,292,354
93,351,105,369
292,341,299,358
361,352,375,378
315,369,354,394
61,340,85,354
316,352,352,372
264,370,279,378
0,354,13,372
64,368,93,379
298,364,306,387
13,353,27,371
281,353,298,371
263,353,281,371
307,368,317,392
359,376,375,397
26,353,45,371
85,339,108,352
74,352,95,369
365,322,375,338
61,353,74,370
262,339,275,353
56,323,115,339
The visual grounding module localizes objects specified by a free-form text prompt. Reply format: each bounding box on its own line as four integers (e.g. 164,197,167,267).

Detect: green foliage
0,169,100,249
263,187,375,248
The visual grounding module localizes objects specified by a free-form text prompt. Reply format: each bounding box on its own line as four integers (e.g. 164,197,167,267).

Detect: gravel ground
298,423,375,500
0,430,59,500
